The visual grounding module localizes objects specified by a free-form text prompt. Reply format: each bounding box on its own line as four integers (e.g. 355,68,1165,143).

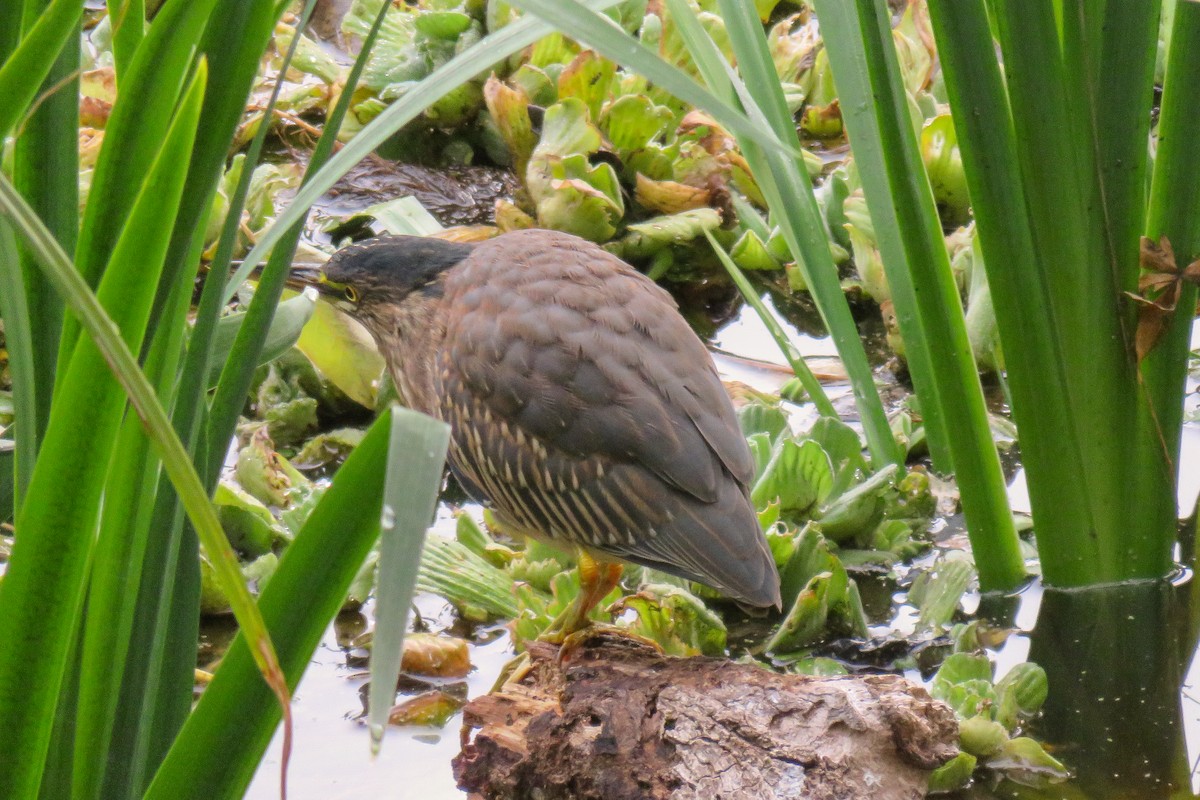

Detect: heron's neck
365,295,445,417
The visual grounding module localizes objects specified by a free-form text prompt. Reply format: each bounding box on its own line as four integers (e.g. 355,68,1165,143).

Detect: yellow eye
344,285,360,303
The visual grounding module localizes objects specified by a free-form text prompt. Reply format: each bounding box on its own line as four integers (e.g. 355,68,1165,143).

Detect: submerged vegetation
1,0,1198,797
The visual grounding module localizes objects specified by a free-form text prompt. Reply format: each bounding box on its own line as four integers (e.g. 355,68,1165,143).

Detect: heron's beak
285,263,330,294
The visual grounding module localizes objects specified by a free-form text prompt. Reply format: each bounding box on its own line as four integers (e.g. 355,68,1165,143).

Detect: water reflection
963,576,1200,800
1031,581,1185,798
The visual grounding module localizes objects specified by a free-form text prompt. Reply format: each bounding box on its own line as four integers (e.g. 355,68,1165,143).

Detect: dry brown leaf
634,173,711,214
1127,236,1200,360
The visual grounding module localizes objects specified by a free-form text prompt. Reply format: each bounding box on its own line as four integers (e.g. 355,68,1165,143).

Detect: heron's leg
538,552,623,642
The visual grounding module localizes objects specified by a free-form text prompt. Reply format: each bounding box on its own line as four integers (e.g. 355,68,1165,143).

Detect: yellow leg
538,553,623,643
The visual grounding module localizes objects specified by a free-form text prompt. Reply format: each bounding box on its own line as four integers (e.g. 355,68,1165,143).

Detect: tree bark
453,632,959,800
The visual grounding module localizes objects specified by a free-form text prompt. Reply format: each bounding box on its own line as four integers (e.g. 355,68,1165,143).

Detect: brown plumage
308,229,781,608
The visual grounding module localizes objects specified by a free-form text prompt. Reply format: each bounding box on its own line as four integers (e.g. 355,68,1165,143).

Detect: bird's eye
344,285,360,303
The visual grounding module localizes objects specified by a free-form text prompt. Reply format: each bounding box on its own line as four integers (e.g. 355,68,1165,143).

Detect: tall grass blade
1143,0,1200,506
996,1,1152,582
75,389,163,799
61,0,219,367
74,266,203,800
811,0,1023,590
106,3,288,792
928,0,1101,586
0,67,286,795
0,0,83,139
107,0,145,80
666,0,901,467
11,0,80,483
368,408,451,750
149,0,284,328
145,410,413,799
1025,3,1167,581
1082,0,1175,572
1085,1,1159,300
705,231,837,417
803,1,953,469
0,221,35,508
0,64,210,795
0,1,21,62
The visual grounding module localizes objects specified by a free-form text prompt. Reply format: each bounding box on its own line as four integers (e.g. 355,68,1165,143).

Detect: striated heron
291,229,781,633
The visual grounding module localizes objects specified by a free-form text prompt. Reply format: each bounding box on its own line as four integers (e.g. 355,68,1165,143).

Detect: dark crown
324,235,475,293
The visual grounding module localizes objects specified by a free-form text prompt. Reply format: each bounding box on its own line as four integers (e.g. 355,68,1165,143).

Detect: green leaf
415,9,473,39
557,50,616,120
484,76,539,176
509,64,557,106
751,438,833,514
931,652,995,719
215,482,289,557
600,94,673,152
737,401,789,442
959,715,1009,758
295,302,387,409
777,524,840,603
920,114,970,224
807,417,867,492
787,657,849,676
617,208,721,257
995,662,1049,718
418,539,520,621
144,410,401,799
987,737,1070,788
927,751,977,794
815,464,896,544
934,652,993,684
200,553,279,616
208,289,317,388
730,229,782,271
292,428,367,471
911,557,975,632
528,98,603,188
617,584,727,656
765,571,834,652
343,195,444,236
0,0,84,139
368,407,450,751
454,511,493,557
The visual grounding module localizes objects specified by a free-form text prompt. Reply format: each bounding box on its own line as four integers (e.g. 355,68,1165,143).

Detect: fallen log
453,632,959,800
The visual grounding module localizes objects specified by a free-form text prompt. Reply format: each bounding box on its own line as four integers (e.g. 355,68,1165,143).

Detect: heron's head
289,235,475,322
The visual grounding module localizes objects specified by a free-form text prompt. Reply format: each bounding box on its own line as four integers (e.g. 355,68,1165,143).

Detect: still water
242,309,1200,799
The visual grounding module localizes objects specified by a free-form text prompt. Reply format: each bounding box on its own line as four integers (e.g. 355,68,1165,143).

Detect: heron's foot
491,651,533,692
554,623,664,667
537,555,624,643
